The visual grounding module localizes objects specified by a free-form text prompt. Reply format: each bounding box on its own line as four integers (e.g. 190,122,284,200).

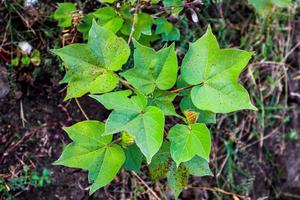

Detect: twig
75,98,89,120
240,127,280,151
131,171,160,200
192,186,249,199
20,99,27,127
0,129,39,163
283,40,300,62
120,78,134,89
128,3,140,44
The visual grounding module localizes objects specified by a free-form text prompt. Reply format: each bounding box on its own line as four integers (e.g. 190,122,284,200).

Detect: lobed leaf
168,123,211,166
181,26,256,113
148,90,178,116
121,39,178,94
91,91,165,163
53,3,76,28
54,120,125,195
52,21,130,100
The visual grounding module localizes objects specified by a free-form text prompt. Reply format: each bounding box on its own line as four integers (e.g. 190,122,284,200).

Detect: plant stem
127,2,140,44
170,85,194,93
75,98,89,120
132,171,160,200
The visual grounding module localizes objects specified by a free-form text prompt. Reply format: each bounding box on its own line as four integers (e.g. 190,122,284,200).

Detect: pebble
0,67,10,98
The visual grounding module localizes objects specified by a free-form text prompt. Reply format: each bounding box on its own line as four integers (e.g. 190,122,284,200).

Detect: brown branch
132,171,160,200
75,98,89,120
170,85,194,93
127,2,140,44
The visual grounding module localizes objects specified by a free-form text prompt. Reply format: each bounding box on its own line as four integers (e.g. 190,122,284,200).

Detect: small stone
0,67,10,98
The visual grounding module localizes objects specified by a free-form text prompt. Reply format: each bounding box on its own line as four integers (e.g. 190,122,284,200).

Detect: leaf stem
171,82,204,93
170,85,194,93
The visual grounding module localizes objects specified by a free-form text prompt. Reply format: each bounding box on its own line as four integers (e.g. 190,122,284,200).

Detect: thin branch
132,171,160,200
75,98,89,120
170,85,194,93
191,186,249,199
128,3,140,44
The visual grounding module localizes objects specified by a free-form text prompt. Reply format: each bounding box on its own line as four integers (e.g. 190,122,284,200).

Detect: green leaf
52,21,130,100
249,0,291,15
93,7,124,33
91,91,165,163
88,144,125,194
163,0,184,14
123,144,143,172
168,123,211,166
54,120,125,195
148,90,178,116
53,3,76,28
154,17,180,41
149,142,171,181
90,90,146,112
121,40,178,94
181,26,256,113
98,0,116,3
63,120,112,147
183,156,212,177
77,13,94,39
167,163,189,199
88,21,130,71
120,12,154,40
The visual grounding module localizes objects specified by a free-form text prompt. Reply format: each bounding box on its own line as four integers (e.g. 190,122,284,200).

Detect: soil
0,0,300,200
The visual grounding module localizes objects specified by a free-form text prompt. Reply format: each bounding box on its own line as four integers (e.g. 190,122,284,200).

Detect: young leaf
121,131,135,148
52,21,130,100
181,26,256,113
177,76,216,124
167,163,189,199
54,120,125,195
180,96,216,124
53,3,76,28
148,90,178,116
91,91,165,163
168,123,211,166
183,156,212,177
149,142,171,181
121,40,178,94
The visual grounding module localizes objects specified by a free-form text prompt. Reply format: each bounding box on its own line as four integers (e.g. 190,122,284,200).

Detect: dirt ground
1,0,300,199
